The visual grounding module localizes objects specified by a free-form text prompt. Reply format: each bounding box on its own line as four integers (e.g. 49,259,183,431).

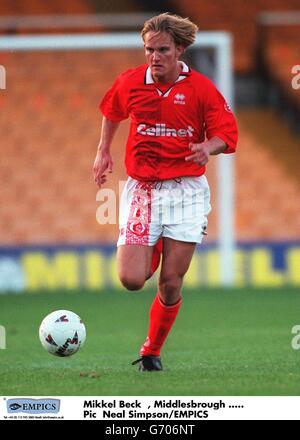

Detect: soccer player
93,13,238,371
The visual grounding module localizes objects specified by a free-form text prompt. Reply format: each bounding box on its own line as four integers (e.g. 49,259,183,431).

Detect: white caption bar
0,396,300,420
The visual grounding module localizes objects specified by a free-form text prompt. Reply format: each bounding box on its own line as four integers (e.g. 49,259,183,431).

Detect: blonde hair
141,12,198,48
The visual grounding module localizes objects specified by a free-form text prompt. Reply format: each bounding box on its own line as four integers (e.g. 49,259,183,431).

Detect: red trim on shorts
125,182,152,245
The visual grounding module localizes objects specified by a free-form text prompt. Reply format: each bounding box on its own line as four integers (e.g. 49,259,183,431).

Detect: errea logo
174,93,186,105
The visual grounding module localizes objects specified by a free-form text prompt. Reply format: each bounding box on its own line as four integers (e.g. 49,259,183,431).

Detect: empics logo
0,65,6,90
174,93,186,105
7,399,60,414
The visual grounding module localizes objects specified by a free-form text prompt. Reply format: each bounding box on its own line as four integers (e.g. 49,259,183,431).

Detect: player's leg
117,178,163,290
138,238,196,361
134,176,211,370
158,238,196,304
117,244,154,291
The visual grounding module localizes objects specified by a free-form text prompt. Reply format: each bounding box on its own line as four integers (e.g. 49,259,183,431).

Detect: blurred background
0,0,299,291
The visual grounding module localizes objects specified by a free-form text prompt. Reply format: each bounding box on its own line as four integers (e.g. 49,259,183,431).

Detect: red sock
151,238,163,275
140,293,182,357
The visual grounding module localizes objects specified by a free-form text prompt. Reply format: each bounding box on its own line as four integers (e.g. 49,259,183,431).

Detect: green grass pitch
0,288,299,396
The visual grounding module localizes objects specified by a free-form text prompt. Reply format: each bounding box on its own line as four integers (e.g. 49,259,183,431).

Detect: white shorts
117,175,211,246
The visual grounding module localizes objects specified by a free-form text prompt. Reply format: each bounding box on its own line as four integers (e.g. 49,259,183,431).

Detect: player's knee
119,273,145,291
159,274,182,296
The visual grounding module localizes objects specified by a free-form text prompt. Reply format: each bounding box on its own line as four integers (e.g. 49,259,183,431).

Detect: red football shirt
100,62,238,181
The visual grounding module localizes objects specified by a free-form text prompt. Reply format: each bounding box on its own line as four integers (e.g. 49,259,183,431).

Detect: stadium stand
0,0,93,15
235,109,300,240
170,0,300,73
170,1,300,119
0,0,144,20
1,49,299,244
0,1,299,247
258,21,300,113
0,49,144,244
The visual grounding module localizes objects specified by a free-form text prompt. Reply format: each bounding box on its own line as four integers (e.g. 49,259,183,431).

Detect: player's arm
186,78,238,166
93,116,120,187
185,137,227,165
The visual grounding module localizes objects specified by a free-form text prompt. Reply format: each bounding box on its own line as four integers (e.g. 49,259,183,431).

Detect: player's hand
93,150,113,187
185,142,210,165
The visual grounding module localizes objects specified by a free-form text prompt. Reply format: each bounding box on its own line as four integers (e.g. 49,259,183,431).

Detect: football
39,310,86,357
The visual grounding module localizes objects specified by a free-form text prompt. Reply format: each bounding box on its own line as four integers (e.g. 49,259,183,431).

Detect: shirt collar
145,61,190,85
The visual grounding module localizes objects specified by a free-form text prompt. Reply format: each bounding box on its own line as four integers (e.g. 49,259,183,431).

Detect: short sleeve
99,73,129,122
203,81,238,153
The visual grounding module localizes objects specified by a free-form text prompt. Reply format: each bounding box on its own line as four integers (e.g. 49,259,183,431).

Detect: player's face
144,31,184,83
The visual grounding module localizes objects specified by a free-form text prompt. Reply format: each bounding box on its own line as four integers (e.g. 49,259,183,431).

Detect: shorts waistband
136,177,183,191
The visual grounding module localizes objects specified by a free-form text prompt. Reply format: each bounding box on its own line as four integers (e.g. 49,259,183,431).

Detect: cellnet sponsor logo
7,398,60,414
137,123,194,138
